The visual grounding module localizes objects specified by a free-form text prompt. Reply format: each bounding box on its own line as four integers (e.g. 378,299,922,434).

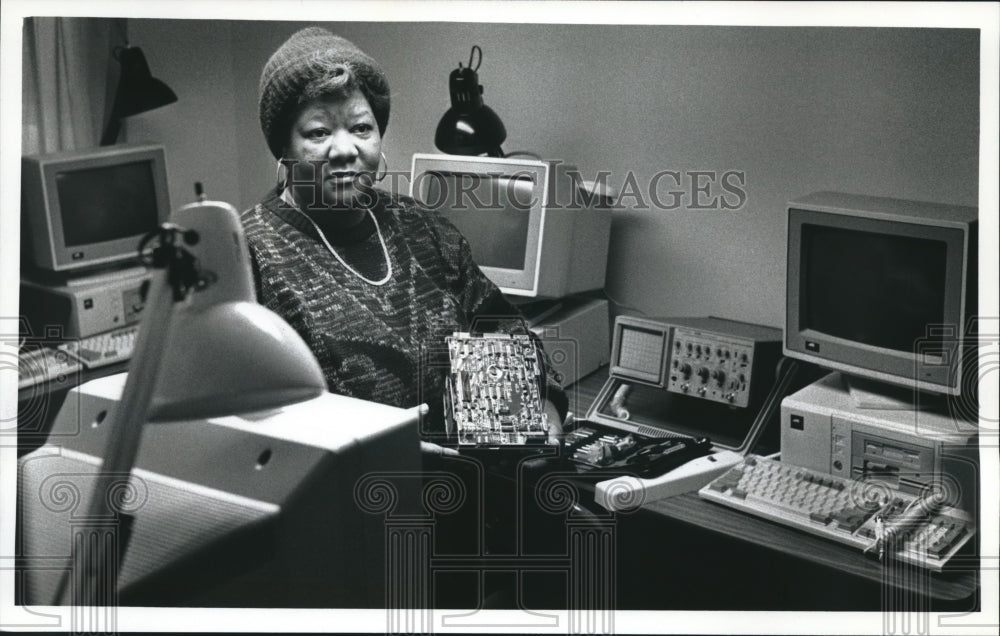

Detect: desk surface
18,361,980,608
569,367,979,606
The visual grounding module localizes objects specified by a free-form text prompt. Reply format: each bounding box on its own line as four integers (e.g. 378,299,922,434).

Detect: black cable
740,358,800,456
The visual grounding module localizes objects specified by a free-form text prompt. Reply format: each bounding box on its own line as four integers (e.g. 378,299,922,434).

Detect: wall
125,20,241,214
127,20,980,329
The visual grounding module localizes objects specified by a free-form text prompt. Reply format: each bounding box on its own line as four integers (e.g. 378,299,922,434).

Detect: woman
241,27,567,447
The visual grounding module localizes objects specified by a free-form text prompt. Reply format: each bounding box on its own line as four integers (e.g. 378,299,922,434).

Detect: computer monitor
21,144,171,276
784,191,978,397
410,153,611,298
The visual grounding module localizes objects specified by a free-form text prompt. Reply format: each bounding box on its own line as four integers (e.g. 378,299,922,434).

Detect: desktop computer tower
530,297,610,388
780,373,979,513
20,268,150,338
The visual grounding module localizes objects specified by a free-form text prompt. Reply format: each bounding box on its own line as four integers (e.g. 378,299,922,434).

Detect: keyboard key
927,530,963,557
810,512,833,524
833,509,868,531
59,325,138,370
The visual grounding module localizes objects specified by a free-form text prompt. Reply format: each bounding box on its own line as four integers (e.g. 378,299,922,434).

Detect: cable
602,289,647,316
740,358,800,456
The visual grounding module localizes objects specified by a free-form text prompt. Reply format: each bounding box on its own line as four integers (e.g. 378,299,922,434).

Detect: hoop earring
276,158,288,190
376,151,388,182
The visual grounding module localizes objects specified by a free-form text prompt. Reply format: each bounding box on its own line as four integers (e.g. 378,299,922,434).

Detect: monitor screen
784,191,976,396
411,153,611,298
424,171,534,270
21,144,171,274
617,325,665,377
801,224,948,354
56,160,161,247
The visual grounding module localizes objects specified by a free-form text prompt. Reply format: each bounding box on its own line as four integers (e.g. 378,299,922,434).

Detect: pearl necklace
286,196,393,286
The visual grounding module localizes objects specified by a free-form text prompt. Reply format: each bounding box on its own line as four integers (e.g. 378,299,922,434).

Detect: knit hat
259,27,390,159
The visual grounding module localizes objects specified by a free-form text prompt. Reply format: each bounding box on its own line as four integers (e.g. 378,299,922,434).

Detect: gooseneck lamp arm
54,199,326,606
54,224,202,607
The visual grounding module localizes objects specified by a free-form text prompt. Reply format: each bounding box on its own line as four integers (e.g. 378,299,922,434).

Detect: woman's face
284,89,382,212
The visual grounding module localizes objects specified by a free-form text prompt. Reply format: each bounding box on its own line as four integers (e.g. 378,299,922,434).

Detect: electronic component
20,268,151,338
561,424,713,478
445,332,549,446
527,297,610,387
58,324,139,369
18,345,83,390
610,315,781,408
21,144,170,275
586,315,783,451
780,372,979,513
18,323,139,391
411,155,610,298
784,191,977,399
698,455,975,571
562,425,637,467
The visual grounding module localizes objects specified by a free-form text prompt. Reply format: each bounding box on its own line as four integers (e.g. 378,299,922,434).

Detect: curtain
22,17,127,155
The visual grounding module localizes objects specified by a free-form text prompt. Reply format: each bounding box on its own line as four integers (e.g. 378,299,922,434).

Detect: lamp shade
147,301,326,422
142,200,326,422
435,61,507,156
435,104,507,157
101,46,178,145
113,46,178,116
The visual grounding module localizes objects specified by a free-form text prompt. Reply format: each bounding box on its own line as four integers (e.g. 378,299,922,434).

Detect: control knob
696,366,710,382
712,369,726,386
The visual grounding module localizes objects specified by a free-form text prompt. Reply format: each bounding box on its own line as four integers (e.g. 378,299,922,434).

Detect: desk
16,364,980,611
568,368,979,611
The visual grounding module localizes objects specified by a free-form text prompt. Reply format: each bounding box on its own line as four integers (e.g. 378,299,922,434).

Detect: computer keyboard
698,455,975,571
18,346,84,390
58,325,139,369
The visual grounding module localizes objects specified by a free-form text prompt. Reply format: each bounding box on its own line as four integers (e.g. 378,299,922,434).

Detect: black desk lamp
435,46,507,157
100,45,177,146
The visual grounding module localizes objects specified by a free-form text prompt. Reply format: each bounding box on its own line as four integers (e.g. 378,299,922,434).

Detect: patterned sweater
240,188,567,436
